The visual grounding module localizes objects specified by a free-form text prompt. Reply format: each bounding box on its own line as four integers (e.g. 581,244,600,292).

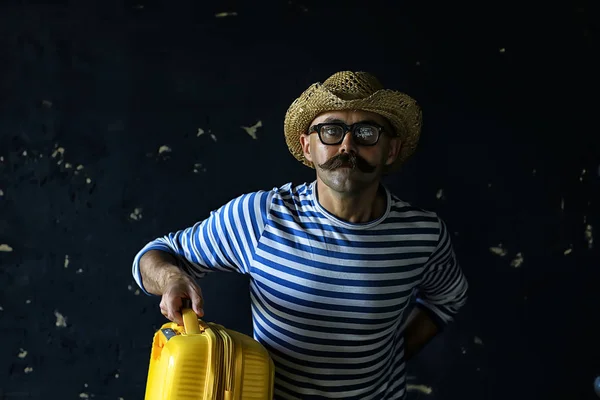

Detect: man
132,71,468,399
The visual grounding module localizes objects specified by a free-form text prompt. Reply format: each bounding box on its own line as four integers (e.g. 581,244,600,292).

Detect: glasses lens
319,124,345,144
353,124,379,144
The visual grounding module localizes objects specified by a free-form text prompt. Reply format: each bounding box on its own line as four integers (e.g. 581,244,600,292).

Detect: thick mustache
318,153,376,173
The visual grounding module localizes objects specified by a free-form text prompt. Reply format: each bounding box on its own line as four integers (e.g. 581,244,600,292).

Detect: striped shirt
132,181,468,399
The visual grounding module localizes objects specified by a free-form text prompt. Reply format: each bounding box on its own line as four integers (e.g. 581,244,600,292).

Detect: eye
355,126,376,139
321,125,343,137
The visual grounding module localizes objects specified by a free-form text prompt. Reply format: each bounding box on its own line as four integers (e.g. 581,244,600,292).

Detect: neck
315,179,386,223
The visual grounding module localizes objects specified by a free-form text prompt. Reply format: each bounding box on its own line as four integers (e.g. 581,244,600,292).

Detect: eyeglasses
309,122,385,146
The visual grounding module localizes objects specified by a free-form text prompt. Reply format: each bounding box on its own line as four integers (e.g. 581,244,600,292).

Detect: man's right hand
159,275,204,326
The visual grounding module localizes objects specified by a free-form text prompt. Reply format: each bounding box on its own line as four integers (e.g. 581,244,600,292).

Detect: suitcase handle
181,298,203,334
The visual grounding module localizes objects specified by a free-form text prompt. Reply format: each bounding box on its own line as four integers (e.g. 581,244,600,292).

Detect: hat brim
284,83,422,172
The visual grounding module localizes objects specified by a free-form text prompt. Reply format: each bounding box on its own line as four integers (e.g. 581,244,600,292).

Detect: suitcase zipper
216,327,235,399
213,326,224,399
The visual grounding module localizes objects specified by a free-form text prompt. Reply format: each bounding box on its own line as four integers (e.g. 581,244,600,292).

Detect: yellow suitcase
144,306,275,400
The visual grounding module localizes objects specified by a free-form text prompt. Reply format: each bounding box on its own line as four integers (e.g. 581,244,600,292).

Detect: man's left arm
404,217,469,361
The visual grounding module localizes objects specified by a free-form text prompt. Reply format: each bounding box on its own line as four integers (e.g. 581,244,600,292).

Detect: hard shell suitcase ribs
144,304,275,400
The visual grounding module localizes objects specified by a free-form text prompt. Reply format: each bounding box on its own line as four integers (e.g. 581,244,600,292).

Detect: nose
338,129,358,154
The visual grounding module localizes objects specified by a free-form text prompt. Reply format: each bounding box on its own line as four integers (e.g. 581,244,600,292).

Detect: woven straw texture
284,71,422,171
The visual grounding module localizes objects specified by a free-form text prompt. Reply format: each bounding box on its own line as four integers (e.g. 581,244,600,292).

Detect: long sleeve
415,217,468,329
131,190,274,296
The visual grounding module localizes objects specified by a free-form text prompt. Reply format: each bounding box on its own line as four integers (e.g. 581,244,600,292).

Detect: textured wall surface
0,1,598,399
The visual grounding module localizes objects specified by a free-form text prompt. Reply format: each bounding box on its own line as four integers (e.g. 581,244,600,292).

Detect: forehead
311,110,389,126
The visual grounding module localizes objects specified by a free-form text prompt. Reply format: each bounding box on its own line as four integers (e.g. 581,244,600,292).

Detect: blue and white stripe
132,181,468,399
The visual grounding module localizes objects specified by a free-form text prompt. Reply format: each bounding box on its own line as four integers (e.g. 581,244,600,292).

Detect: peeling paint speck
0,306,3,311
42,100,53,108
407,384,433,394
86,178,92,184
560,198,564,210
79,393,89,399
0,244,13,252
115,373,120,378
489,244,507,257
585,224,594,249
65,162,72,169
25,299,31,304
499,48,506,53
52,146,65,159
18,348,28,358
64,255,70,268
241,120,263,139
76,268,83,274
0,189,4,197
510,252,524,268
54,310,67,327
436,188,444,200
129,208,143,221
76,165,84,171
0,244,13,253
210,133,217,142
134,289,140,295
158,145,172,155
461,346,467,354
22,150,27,156
564,246,573,255
197,128,205,136
215,11,238,17
474,336,484,345
193,163,206,173
24,366,33,373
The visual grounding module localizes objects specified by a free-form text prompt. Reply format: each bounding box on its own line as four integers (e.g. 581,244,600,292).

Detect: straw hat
284,71,422,172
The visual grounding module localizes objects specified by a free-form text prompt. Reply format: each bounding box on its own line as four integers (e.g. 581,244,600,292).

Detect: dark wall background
0,0,598,399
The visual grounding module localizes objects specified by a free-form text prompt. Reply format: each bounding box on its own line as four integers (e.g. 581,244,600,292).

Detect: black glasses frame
309,122,385,146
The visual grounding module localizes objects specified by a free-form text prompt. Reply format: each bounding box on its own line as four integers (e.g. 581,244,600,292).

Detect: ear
384,137,402,166
299,133,313,163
